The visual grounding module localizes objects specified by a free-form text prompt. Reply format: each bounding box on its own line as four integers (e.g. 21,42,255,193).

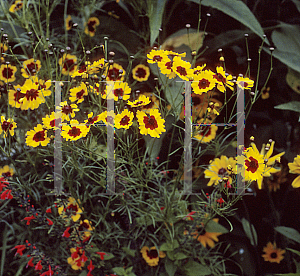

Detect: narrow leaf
241,218,258,246
274,101,300,113
275,226,300,244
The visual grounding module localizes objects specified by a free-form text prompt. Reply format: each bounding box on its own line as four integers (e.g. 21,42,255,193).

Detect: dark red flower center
87,20,97,32
63,59,76,71
144,115,158,130
147,249,158,259
1,121,13,132
213,73,226,83
198,126,211,137
78,65,87,73
135,67,147,78
79,222,90,231
198,78,210,89
25,89,39,101
87,116,98,125
33,130,46,142
50,119,56,128
165,61,173,70
76,89,85,99
114,88,124,97
25,62,38,75
218,168,227,175
176,66,187,76
62,105,72,114
2,67,13,79
14,90,24,103
152,55,163,62
120,115,130,126
107,68,121,81
270,252,278,259
2,172,12,178
68,127,81,137
245,156,259,173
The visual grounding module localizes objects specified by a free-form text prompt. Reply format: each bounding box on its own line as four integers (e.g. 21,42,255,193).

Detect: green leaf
205,220,228,234
274,101,300,113
165,258,177,276
188,0,266,41
112,267,126,275
184,260,211,276
122,246,136,257
287,248,300,257
174,252,188,260
275,226,300,244
291,0,300,13
147,0,168,45
241,217,258,246
160,240,180,251
103,252,115,260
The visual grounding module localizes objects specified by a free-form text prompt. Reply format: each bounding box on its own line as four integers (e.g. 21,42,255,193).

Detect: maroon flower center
270,252,278,259
144,115,158,130
198,126,211,137
1,121,13,132
198,78,210,89
14,90,24,103
2,67,13,79
25,62,38,75
87,116,98,125
78,65,87,73
213,73,226,83
194,69,201,74
25,89,39,100
2,172,12,178
218,168,227,175
135,67,146,78
50,119,56,128
79,222,90,231
245,156,259,173
62,105,72,115
120,115,130,126
107,68,121,81
114,88,124,97
153,55,163,62
176,66,187,76
87,20,97,32
147,249,158,259
68,127,81,137
33,130,46,142
76,89,85,99
165,61,173,70
63,59,76,71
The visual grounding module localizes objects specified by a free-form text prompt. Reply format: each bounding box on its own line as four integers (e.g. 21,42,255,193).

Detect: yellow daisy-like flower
0,64,17,83
172,56,193,81
136,109,166,138
78,219,94,239
0,43,8,56
57,101,79,121
114,109,134,129
140,246,166,267
8,86,24,108
98,110,115,126
84,17,100,37
262,242,285,264
127,94,151,107
204,155,237,186
0,165,14,178
61,119,89,141
132,64,150,82
191,70,216,95
16,78,51,110
69,83,88,103
102,81,131,101
58,197,83,222
84,112,102,126
147,49,169,64
25,124,50,147
140,92,160,112
59,54,78,76
72,59,104,78
0,116,17,138
237,76,254,90
288,155,300,188
193,64,207,75
65,15,73,31
21,58,41,78
9,0,23,13
158,57,177,79
105,63,125,81
42,111,63,129
193,119,218,143
213,66,234,92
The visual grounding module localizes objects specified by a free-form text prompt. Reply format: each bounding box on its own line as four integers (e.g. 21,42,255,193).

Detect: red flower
62,227,71,238
13,244,26,256
0,177,8,191
0,189,13,199
216,198,225,206
96,251,106,260
26,257,34,268
46,218,53,225
87,259,95,276
40,265,53,276
35,260,43,271
46,208,52,213
23,215,35,225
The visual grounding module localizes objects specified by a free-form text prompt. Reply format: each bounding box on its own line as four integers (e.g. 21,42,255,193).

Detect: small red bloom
26,257,34,268
46,208,52,213
62,227,71,238
96,252,106,260
35,260,43,271
0,189,13,199
87,259,95,273
47,218,53,225
216,198,225,206
40,265,54,276
23,215,35,225
13,244,26,256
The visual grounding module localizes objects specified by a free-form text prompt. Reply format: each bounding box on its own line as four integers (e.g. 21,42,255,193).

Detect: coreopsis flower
0,64,17,82
65,15,73,31
213,66,234,92
21,58,41,78
158,57,176,79
140,92,160,112
102,81,131,101
132,64,150,82
236,76,254,90
191,70,216,95
84,112,101,127
8,86,24,108
68,247,87,270
69,82,88,103
242,141,285,189
58,197,83,222
204,155,237,186
42,112,63,129
288,155,300,188
59,54,77,76
172,56,193,81
193,119,218,143
0,165,14,178
61,119,89,141
193,64,206,74
136,109,166,138
140,246,166,266
57,101,79,121
78,219,94,239
262,242,285,264
9,0,23,13
14,78,51,110
105,63,125,81
26,124,50,147
127,94,151,107
0,116,17,137
84,17,100,37
114,109,134,129
72,59,104,78
147,49,169,64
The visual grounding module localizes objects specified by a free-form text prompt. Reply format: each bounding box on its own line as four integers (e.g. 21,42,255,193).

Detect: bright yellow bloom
262,242,285,264
9,0,23,13
61,119,89,141
58,197,83,222
140,246,166,266
26,124,50,147
237,76,254,90
65,15,73,31
0,116,17,138
132,64,150,82
102,81,131,101
127,94,151,107
84,112,102,126
59,54,77,76
193,119,218,143
72,59,104,78
21,58,41,78
172,56,193,81
105,63,125,81
288,155,300,188
114,109,134,129
98,110,115,126
69,82,88,103
158,57,177,79
57,101,79,121
191,70,216,95
42,111,63,129
0,165,14,178
0,64,17,82
213,66,234,92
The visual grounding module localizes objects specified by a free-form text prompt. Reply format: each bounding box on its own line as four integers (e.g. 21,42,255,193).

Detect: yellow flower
140,246,166,266
69,83,88,103
59,54,77,76
0,165,14,178
84,112,102,126
191,69,216,95
105,63,125,81
140,92,160,112
114,109,134,129
67,248,86,270
288,155,300,188
65,15,73,31
193,119,218,143
237,76,254,90
158,58,176,79
262,242,285,264
78,219,94,239
127,94,151,107
0,116,17,138
204,155,237,186
21,58,41,78
9,0,23,13
84,17,100,37
172,56,193,81
193,64,206,74
8,86,24,108
57,101,79,121
0,64,17,82
58,197,83,222
61,119,89,141
42,112,63,129
213,66,234,92
102,81,131,101
147,49,169,64
132,64,150,82
98,110,115,126
25,124,50,147
136,109,166,138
